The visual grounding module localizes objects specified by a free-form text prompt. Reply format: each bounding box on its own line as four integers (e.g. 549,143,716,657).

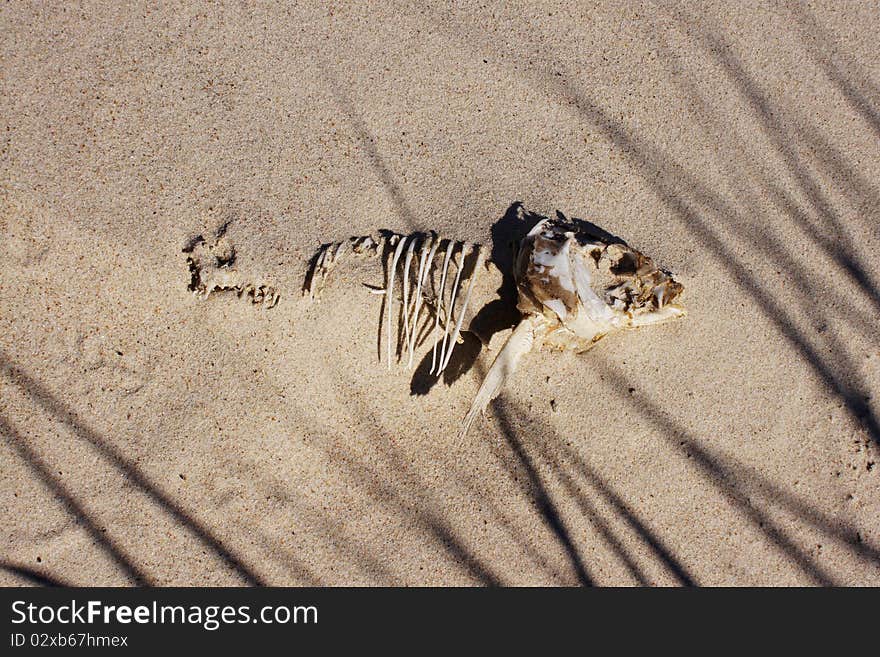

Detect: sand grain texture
1,0,879,585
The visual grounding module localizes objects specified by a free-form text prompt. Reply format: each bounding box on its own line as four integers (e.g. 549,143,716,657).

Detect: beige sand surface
1,1,879,586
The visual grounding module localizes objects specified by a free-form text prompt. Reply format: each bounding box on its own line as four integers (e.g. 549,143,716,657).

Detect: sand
1,0,878,586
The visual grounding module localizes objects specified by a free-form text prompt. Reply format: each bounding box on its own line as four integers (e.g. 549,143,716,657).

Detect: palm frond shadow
483,367,879,586
0,561,72,587
790,4,880,140
489,396,697,585
421,4,880,452
592,358,880,581
410,6,879,584
489,397,595,585
0,351,265,586
450,335,697,585
564,33,879,448
693,28,880,317
320,61,420,231
677,26,880,444
280,378,504,585
0,413,151,585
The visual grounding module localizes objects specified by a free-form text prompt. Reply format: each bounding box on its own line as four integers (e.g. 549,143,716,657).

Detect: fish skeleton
304,206,685,439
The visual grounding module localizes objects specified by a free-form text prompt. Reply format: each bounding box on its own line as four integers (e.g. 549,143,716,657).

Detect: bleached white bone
352,235,376,254
307,245,331,300
414,235,441,348
431,241,455,374
400,237,417,364
458,316,538,441
385,235,409,369
407,234,435,368
333,237,351,265
440,247,483,373
438,243,469,374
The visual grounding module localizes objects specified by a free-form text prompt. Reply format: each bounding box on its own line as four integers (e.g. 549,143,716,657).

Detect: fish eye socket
611,252,638,275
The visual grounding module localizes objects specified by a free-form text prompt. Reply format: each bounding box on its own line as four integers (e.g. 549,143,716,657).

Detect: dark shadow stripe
0,561,72,587
0,352,265,586
492,397,595,586
0,414,151,585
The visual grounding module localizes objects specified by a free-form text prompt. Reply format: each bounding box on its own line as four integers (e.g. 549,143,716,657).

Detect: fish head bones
513,211,685,352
